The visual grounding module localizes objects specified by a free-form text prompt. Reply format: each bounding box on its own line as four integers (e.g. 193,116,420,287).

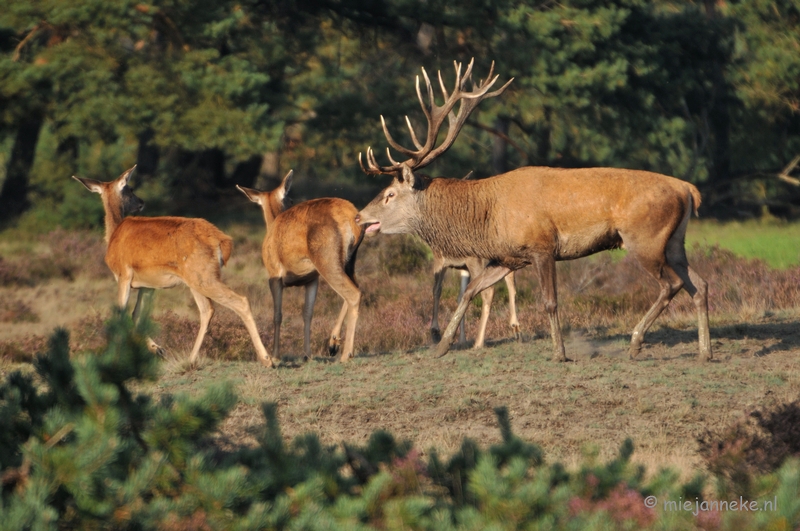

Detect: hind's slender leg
268,278,283,363
187,288,214,365
192,278,273,367
302,277,319,359
132,288,164,356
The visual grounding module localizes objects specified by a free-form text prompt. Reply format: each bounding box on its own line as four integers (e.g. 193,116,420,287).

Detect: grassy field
687,218,800,269
2,218,800,478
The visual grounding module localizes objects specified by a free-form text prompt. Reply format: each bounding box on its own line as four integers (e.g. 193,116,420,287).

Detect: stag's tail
687,184,702,217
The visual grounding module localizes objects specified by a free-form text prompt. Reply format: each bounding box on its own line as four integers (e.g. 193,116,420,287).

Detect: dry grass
2,224,800,478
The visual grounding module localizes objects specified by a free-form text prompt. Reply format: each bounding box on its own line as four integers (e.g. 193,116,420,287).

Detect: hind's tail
687,184,702,217
218,237,233,267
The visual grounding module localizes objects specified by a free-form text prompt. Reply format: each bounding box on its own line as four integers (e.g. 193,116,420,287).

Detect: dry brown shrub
0,229,106,286
0,298,39,324
697,399,800,497
154,310,261,362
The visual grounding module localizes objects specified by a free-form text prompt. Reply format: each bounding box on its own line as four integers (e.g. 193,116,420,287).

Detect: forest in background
2,0,800,232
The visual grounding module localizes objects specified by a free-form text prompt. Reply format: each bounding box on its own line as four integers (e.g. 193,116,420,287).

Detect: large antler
359,59,513,175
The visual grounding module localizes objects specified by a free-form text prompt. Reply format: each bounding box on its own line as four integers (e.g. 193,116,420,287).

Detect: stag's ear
72,176,104,194
116,165,137,190
236,185,264,205
398,165,416,188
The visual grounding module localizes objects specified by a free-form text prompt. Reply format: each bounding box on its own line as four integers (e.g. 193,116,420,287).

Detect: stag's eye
386,192,395,200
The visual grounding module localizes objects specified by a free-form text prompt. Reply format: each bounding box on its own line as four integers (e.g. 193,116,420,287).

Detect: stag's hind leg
628,259,683,358
665,236,712,360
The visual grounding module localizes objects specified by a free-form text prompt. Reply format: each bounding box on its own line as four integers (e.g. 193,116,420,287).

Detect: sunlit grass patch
687,218,800,269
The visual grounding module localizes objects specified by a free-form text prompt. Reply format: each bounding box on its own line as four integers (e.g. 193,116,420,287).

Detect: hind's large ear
236,185,264,205
115,165,137,191
72,176,104,194
280,170,293,196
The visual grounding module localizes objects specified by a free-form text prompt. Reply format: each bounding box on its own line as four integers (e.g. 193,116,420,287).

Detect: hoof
629,347,641,360
328,336,341,357
146,338,165,358
259,356,278,369
432,342,451,358
511,324,521,341
339,353,352,363
430,328,442,343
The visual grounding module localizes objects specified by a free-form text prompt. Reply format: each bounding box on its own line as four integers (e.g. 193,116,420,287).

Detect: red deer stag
355,59,711,362
237,171,364,362
73,166,275,367
431,255,519,348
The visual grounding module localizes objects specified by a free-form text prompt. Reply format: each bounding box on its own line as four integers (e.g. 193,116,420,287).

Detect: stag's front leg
533,255,566,362
433,265,511,358
505,272,521,340
456,270,469,345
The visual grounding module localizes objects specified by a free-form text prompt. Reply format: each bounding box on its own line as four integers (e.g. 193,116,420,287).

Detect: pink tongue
365,222,381,234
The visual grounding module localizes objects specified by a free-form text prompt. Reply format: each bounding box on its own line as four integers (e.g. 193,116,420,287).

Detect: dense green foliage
1,0,800,229
1,314,800,529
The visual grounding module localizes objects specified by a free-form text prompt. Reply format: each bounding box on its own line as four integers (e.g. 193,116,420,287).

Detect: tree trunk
0,112,44,221
703,0,732,185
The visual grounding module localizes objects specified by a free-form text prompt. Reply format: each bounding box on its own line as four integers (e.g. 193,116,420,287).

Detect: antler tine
438,70,450,102
359,150,380,175
367,147,384,174
452,61,463,95
461,58,474,90
461,74,500,99
421,68,436,113
479,60,494,89
359,60,512,175
358,151,368,173
415,75,432,122
381,115,416,157
405,116,424,150
386,147,401,166
486,76,515,99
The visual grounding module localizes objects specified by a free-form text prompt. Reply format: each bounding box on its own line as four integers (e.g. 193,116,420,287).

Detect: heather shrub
0,229,106,286
0,299,39,324
698,399,800,498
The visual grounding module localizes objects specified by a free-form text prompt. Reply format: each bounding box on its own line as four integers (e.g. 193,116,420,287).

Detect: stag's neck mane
414,177,500,259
